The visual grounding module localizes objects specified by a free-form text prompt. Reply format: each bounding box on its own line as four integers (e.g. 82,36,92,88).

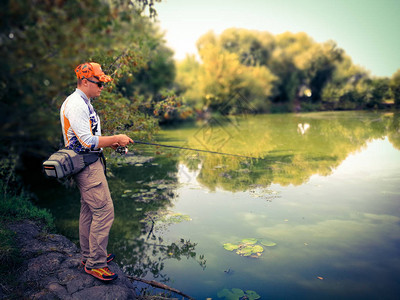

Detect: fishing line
116,141,259,160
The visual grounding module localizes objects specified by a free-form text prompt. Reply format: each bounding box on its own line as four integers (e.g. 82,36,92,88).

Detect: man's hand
111,143,119,150
116,134,133,147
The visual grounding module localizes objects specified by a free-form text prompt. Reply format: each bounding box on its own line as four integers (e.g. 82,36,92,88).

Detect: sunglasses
86,78,104,88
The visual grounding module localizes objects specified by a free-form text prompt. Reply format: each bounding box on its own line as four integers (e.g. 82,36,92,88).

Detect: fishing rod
116,141,259,160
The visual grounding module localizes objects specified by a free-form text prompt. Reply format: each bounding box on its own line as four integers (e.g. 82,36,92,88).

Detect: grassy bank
0,185,55,296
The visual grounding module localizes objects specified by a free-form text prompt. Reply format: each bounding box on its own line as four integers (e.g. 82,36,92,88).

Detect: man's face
85,77,104,98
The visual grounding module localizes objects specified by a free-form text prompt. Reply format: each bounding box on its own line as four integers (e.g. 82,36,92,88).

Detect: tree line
175,28,400,115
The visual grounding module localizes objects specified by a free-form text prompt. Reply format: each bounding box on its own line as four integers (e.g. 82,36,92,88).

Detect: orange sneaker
81,253,115,266
84,266,118,281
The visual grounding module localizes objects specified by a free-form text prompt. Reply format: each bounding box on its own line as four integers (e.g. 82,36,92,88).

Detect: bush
0,154,54,230
0,188,55,230
0,224,22,290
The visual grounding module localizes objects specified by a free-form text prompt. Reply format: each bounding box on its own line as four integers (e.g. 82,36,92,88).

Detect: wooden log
126,275,195,300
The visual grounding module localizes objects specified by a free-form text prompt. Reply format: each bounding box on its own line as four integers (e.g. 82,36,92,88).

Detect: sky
154,0,400,77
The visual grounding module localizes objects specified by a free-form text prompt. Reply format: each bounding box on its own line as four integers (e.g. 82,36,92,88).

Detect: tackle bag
42,149,100,179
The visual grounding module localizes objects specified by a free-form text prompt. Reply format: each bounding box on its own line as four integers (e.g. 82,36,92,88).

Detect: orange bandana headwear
75,62,112,82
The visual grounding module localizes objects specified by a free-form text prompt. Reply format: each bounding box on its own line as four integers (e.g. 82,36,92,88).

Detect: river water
37,111,400,299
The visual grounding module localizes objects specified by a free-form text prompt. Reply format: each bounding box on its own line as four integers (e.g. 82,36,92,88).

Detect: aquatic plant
223,238,276,258
217,288,260,300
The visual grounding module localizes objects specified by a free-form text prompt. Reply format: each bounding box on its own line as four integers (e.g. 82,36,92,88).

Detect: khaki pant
74,158,114,269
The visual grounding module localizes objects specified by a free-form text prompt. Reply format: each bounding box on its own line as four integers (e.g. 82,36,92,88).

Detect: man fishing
60,62,133,281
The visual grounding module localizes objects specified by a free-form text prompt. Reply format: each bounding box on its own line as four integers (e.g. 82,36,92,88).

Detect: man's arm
98,134,133,148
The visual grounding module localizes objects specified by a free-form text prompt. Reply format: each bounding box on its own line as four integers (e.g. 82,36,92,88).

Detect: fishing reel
115,146,128,155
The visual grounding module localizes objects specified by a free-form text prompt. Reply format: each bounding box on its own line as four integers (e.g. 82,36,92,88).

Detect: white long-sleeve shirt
60,89,101,152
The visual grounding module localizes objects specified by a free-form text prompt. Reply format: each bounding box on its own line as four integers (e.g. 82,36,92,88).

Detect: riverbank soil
2,220,138,299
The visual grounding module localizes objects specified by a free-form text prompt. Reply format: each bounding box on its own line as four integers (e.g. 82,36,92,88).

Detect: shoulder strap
59,133,64,149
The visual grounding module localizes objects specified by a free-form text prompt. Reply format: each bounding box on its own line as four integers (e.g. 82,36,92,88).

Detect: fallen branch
146,215,155,240
126,275,194,300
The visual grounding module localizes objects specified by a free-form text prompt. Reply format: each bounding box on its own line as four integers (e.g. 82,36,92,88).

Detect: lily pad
236,244,264,257
166,213,191,223
156,184,169,189
217,288,260,300
223,243,239,251
217,288,244,300
252,245,264,253
156,212,192,224
261,240,277,247
241,238,258,245
222,238,267,258
245,290,261,300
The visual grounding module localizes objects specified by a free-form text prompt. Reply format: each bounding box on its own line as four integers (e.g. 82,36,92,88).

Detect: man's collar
76,88,90,104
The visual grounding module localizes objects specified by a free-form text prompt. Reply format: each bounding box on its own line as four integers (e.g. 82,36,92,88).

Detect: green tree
125,41,176,98
198,41,245,113
295,41,343,104
0,0,172,179
321,55,370,109
268,32,314,109
189,30,277,114
367,77,391,109
175,55,202,110
220,28,274,67
391,69,400,108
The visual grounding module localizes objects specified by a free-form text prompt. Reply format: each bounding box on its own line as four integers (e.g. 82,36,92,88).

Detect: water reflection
297,122,310,135
388,113,400,150
108,156,207,283
160,112,399,191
